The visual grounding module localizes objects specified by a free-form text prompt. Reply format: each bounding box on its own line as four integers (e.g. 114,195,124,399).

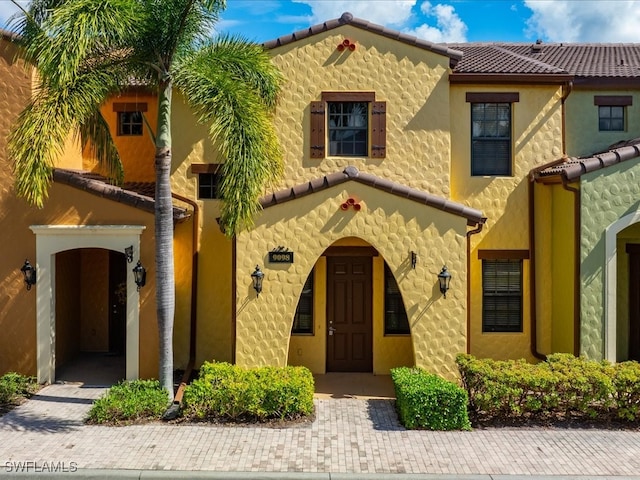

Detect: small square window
117,111,143,136
599,106,625,131
198,173,221,199
292,270,314,335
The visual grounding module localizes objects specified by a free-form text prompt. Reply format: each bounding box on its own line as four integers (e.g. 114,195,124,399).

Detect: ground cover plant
0,372,37,415
182,362,314,423
457,353,640,427
391,366,471,430
87,379,169,425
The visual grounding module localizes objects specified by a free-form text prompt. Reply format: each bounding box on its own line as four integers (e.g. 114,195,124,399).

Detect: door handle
328,326,336,336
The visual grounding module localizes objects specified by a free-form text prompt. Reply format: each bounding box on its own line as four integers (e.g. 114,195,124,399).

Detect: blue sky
2,1,640,44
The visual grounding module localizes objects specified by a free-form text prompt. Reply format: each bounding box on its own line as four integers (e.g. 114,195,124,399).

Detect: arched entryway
30,225,145,383
605,210,640,361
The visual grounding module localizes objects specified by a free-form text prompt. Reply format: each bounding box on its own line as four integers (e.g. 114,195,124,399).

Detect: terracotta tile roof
263,12,464,68
53,169,191,222
260,166,485,226
448,42,640,79
535,138,640,182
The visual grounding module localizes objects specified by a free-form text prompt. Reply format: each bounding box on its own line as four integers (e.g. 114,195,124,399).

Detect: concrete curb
2,471,640,480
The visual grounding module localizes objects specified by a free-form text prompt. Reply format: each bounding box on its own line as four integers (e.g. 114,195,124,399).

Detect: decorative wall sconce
251,265,264,297
337,38,356,51
410,251,417,269
124,245,134,263
340,197,361,211
132,261,147,291
20,259,36,291
438,266,451,298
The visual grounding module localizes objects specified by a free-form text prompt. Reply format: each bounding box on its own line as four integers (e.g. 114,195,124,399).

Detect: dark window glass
482,259,523,333
471,103,511,176
328,102,368,156
599,106,625,131
384,263,410,335
198,173,221,199
292,270,314,334
117,111,143,136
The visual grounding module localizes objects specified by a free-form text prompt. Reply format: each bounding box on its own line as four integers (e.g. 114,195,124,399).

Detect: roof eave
449,73,574,84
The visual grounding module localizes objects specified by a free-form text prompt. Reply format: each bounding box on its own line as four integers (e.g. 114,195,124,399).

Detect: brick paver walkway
1,384,640,475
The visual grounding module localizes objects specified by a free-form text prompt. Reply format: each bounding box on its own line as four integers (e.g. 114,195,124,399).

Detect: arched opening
287,237,413,377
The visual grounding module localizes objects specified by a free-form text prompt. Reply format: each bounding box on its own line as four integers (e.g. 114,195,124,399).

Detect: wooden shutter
371,101,386,158
310,101,325,158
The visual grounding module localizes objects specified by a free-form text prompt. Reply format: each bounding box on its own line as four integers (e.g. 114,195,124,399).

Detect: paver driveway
1,383,640,476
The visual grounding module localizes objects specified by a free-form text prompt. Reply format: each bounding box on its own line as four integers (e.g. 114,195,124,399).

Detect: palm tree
8,0,283,399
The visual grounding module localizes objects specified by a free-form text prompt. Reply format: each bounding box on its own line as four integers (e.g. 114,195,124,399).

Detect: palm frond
174,43,284,235
78,110,124,185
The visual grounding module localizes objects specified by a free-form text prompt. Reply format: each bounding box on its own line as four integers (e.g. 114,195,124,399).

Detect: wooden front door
627,244,640,361
326,256,373,372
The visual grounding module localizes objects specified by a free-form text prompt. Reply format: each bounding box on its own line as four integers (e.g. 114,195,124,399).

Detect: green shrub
0,372,37,405
612,361,640,421
182,362,314,422
87,379,169,424
456,353,638,423
391,367,471,431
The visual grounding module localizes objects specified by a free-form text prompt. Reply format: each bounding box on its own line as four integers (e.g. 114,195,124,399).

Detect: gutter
168,192,200,406
466,218,486,354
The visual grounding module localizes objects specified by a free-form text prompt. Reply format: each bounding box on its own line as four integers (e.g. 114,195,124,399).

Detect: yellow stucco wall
450,84,563,361
565,89,639,158
236,182,469,379
84,93,158,182
269,26,452,196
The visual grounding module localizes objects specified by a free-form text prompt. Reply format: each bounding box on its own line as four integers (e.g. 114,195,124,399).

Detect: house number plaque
268,247,294,264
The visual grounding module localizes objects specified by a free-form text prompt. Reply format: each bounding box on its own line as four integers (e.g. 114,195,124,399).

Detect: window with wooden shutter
482,259,523,332
309,92,386,159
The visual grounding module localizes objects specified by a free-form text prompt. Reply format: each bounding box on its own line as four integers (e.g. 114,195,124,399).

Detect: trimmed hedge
182,362,314,422
87,379,169,424
391,367,471,430
456,353,640,422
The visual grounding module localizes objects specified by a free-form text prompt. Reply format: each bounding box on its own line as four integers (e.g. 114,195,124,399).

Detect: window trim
481,257,524,333
116,111,144,136
310,92,386,159
598,105,626,132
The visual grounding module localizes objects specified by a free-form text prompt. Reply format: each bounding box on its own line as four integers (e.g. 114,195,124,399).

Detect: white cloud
525,0,640,42
404,1,467,42
292,0,416,27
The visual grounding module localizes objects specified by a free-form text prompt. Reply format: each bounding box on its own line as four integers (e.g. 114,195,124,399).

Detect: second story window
191,164,222,199
113,102,147,137
118,111,143,136
595,96,631,132
310,92,386,159
467,92,519,177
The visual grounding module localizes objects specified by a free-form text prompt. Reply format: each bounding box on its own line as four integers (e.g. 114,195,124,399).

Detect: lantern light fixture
251,265,264,297
438,266,451,298
132,260,147,291
124,245,134,263
20,259,36,291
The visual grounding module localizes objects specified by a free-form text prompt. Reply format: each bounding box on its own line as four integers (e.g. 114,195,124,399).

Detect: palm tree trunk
155,79,175,400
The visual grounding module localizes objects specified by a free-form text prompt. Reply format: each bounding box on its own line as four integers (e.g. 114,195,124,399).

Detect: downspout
561,81,573,156
466,218,486,354
169,192,199,406
561,175,581,356
232,235,237,364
